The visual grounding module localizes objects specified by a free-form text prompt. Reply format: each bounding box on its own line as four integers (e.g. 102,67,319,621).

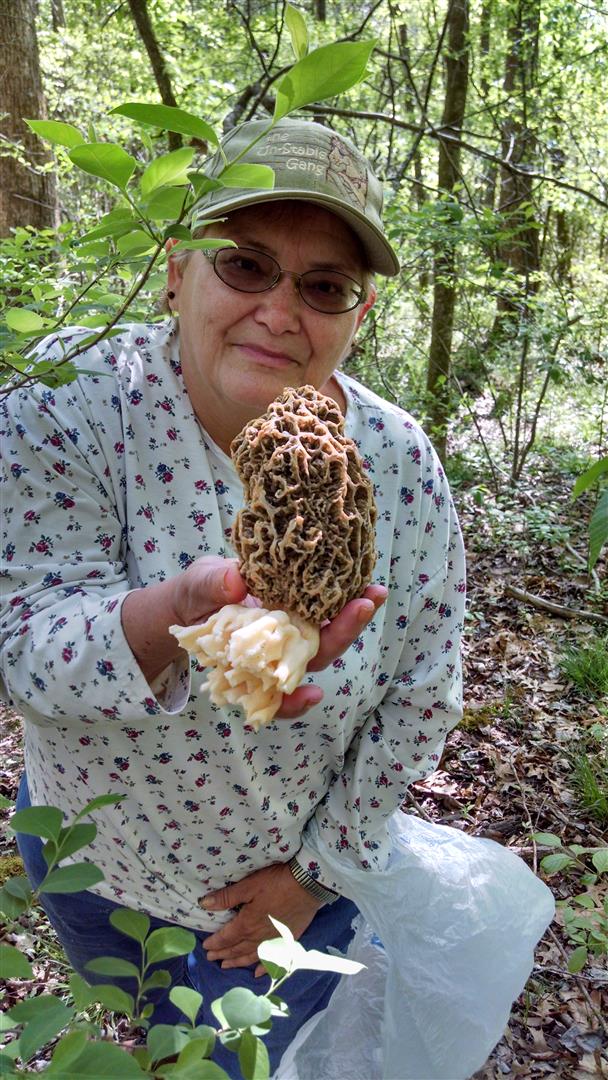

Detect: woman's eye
310,277,346,297
232,255,262,273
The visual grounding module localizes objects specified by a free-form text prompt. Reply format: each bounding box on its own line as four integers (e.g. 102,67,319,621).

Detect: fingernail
199,896,214,910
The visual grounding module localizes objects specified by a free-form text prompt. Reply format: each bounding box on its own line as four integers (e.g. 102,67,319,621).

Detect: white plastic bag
274,812,554,1080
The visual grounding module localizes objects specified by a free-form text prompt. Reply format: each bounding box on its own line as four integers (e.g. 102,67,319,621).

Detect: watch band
288,855,339,905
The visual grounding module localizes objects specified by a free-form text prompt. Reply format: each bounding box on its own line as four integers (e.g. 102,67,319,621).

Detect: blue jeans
16,774,357,1077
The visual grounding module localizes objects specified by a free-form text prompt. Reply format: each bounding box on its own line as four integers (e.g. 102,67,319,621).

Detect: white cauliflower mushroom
171,385,377,730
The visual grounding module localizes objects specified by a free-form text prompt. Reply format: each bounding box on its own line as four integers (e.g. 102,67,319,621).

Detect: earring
167,290,175,299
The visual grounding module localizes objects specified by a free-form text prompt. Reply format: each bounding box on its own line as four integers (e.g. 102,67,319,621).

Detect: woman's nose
252,273,302,334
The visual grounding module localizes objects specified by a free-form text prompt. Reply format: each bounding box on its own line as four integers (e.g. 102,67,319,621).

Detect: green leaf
39,862,104,894
3,875,33,902
220,163,275,190
274,39,376,121
147,1024,191,1065
79,211,141,243
140,968,172,994
4,309,50,334
144,186,189,221
25,119,84,149
111,103,218,146
47,1039,147,1077
116,231,156,256
91,984,136,1015
0,884,29,919
163,224,192,242
174,1041,228,1076
588,488,608,571
0,944,33,979
567,945,588,973
109,907,150,943
0,1052,18,1075
285,4,309,61
540,853,574,875
531,832,562,847
0,795,14,809
85,955,140,979
10,805,63,841
145,927,196,965
140,148,196,197
238,1030,270,1080
18,1002,74,1062
69,973,97,1011
573,457,608,497
8,995,62,1023
169,985,203,1026
46,1030,88,1071
74,793,126,820
173,238,236,252
45,823,97,867
574,892,598,910
69,143,137,192
591,848,608,874
188,173,222,200
220,988,272,1030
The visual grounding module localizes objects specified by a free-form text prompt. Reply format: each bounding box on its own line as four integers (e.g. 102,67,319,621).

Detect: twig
504,586,608,626
547,927,608,1038
404,788,435,823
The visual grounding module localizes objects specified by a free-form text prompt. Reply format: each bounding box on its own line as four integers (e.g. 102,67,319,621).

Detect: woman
1,118,465,1074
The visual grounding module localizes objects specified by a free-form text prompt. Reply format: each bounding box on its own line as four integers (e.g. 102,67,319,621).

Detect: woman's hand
122,556,247,683
200,863,322,975
275,583,388,718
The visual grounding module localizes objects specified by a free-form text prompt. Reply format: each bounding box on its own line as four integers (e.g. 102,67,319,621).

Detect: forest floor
1,446,607,1078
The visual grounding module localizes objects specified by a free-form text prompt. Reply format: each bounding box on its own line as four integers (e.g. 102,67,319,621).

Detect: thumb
178,557,247,624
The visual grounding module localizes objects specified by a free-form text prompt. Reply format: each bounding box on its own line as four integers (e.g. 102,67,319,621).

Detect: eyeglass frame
201,245,366,314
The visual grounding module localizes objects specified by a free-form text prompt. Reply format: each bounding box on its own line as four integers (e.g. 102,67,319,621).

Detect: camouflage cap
190,118,400,277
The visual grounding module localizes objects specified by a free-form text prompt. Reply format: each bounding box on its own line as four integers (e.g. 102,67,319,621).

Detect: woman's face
167,202,374,452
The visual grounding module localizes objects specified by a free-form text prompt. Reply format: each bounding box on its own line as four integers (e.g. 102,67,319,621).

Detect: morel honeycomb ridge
230,385,377,624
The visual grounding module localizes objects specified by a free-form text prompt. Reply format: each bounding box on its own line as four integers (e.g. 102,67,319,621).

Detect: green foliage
1,15,377,395
573,458,608,571
532,831,608,973
559,637,608,699
569,742,608,828
1,795,363,1078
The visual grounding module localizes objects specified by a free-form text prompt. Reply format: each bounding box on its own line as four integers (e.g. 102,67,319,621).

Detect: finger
220,953,259,970
200,878,249,914
308,598,375,671
275,684,324,720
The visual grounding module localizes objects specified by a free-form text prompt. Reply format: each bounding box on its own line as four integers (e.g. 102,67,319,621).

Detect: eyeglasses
202,246,365,314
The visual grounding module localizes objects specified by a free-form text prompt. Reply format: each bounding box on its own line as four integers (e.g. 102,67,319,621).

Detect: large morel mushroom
231,384,377,624
171,385,377,729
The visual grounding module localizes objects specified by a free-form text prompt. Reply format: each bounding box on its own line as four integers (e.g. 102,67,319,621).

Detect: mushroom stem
170,605,320,730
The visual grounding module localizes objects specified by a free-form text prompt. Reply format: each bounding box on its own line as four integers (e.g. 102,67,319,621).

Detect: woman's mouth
237,343,298,368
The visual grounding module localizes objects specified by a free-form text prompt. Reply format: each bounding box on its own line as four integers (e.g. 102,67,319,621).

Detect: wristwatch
288,855,339,905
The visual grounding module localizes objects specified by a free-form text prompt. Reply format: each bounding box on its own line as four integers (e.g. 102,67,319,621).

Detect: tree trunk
51,0,66,31
127,0,182,151
426,0,470,463
496,0,541,314
478,0,497,210
0,0,58,235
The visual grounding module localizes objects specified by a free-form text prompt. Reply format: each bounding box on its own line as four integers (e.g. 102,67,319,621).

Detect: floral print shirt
1,322,465,929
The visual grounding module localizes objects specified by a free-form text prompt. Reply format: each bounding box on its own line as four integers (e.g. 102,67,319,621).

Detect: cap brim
192,189,400,277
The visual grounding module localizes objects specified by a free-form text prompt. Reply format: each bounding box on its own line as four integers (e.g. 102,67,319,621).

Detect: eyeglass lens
213,247,362,313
